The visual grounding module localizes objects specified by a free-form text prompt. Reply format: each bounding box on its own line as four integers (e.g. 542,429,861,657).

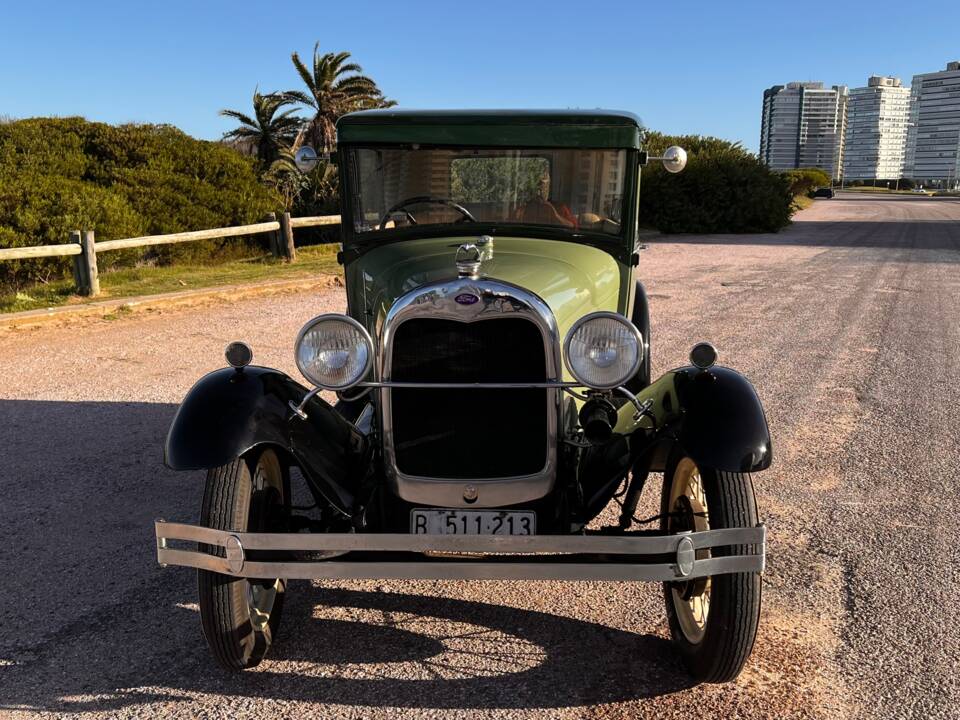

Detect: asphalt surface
2,191,958,719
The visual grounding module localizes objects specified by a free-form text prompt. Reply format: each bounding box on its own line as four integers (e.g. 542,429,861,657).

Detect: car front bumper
154,520,765,582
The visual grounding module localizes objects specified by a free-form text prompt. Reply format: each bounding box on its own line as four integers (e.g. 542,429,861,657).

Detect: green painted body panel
346,236,626,379
337,109,643,149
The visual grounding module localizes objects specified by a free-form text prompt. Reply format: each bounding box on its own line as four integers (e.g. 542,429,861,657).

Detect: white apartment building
760,82,848,180
843,76,911,181
904,61,960,188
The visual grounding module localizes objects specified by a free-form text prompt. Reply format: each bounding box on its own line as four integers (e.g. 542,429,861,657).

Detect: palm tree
263,149,309,210
285,43,395,153
220,89,303,169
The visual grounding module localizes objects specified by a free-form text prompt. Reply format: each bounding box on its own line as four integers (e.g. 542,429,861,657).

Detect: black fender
164,366,367,514
638,365,772,474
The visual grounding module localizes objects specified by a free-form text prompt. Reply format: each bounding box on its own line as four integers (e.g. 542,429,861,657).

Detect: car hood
347,236,625,346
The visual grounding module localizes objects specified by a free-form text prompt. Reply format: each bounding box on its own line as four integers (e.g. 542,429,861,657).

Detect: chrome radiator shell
379,278,561,507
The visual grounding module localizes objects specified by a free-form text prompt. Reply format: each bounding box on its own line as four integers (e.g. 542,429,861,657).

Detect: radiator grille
390,318,547,478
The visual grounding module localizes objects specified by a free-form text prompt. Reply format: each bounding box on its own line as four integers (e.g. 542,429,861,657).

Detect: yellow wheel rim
244,451,284,634
247,580,280,632
668,457,711,644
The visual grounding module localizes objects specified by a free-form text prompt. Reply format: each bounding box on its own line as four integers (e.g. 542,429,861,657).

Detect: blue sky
1,1,958,152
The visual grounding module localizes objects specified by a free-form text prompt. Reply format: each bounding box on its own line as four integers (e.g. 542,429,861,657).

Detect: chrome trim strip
155,521,766,582
378,277,563,508
157,520,765,553
360,381,581,389
159,556,765,582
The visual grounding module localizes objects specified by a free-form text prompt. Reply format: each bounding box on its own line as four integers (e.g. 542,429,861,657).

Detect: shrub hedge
638,132,794,234
0,118,279,288
784,168,831,197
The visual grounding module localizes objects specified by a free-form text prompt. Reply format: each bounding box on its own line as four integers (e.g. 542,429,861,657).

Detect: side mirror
660,146,687,174
641,146,688,174
295,146,319,173
294,146,337,172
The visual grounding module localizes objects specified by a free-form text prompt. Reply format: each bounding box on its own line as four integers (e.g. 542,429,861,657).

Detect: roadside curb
0,274,342,332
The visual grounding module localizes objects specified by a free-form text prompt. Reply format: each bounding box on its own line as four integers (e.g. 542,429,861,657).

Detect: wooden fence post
78,230,100,297
264,212,281,257
69,230,85,294
280,212,296,262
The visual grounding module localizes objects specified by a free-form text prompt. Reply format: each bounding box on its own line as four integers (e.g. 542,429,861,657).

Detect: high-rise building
760,82,848,179
843,76,911,181
760,84,803,171
904,62,960,188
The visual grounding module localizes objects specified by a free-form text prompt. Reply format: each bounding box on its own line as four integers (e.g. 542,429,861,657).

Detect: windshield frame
338,143,641,264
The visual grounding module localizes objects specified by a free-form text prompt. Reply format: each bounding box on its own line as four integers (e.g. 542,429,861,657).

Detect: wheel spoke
669,458,712,643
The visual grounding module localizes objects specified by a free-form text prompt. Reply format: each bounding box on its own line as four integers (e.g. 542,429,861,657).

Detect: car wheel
660,452,761,682
197,448,287,670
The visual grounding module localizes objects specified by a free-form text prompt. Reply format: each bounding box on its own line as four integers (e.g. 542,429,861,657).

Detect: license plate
411,509,536,535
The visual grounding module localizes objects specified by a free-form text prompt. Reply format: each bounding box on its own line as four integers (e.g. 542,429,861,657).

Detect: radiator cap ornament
455,243,482,277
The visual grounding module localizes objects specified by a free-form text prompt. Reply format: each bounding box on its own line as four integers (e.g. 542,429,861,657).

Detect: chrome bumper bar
155,520,765,582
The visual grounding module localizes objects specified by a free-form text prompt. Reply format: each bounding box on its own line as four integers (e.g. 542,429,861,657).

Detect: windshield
347,147,628,237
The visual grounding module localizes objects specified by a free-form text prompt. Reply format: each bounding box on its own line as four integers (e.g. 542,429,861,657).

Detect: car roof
336,109,644,149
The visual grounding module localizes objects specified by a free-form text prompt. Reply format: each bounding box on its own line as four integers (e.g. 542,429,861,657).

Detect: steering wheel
378,196,477,229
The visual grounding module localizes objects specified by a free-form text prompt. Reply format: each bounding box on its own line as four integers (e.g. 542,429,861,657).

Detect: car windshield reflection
347,147,627,237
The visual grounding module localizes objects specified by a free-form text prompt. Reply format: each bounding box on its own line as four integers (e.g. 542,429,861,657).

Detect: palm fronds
220,89,303,168
285,44,394,152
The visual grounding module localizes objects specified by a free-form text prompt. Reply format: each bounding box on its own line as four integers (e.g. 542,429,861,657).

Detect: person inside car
516,173,576,227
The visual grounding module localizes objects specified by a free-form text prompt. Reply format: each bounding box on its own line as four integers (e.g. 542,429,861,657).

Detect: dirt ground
2,192,958,719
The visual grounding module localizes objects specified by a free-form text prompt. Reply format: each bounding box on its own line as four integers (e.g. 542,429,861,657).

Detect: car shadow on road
1,581,692,713
0,398,694,713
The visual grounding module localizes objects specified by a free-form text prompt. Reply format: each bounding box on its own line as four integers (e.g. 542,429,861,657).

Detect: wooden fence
0,212,340,297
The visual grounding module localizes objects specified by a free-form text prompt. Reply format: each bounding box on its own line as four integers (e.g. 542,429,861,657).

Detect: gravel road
2,192,958,719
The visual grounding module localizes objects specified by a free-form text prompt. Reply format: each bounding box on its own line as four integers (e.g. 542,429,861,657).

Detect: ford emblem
455,293,479,305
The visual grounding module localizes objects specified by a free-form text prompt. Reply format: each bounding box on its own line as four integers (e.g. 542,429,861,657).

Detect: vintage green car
156,110,770,683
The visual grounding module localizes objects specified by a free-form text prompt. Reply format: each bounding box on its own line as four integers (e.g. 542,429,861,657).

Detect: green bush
784,168,831,197
0,118,280,288
639,132,793,233
0,173,145,284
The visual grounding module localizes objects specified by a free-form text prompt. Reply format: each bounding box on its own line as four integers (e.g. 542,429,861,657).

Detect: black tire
197,448,287,670
660,452,761,683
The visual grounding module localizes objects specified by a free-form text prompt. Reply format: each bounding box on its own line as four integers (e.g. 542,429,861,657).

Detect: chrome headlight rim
563,311,644,390
294,313,374,391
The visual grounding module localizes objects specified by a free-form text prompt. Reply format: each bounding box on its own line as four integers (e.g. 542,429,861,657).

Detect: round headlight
295,314,373,390
563,312,643,390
